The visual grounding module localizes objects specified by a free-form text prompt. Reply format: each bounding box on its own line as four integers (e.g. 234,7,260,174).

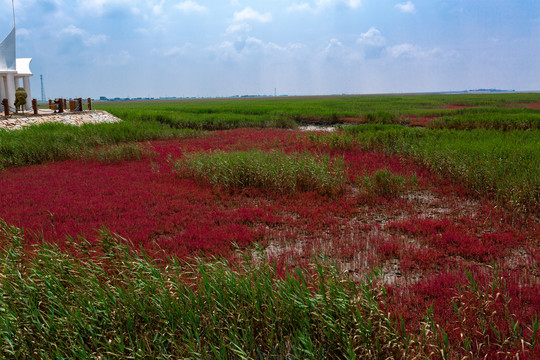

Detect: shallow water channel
297,124,337,132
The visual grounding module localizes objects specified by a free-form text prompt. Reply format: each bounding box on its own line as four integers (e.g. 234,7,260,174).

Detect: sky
1,0,539,99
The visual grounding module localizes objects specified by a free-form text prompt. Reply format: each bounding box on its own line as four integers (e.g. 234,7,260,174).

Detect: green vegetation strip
1,93,538,170
0,121,197,169
97,93,540,130
174,150,346,196
0,221,413,359
429,107,540,130
342,125,540,213
101,107,297,131
81,143,157,163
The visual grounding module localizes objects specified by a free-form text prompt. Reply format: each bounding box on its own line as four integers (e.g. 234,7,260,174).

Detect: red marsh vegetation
0,128,538,358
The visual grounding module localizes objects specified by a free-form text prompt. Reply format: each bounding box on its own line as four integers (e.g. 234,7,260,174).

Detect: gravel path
0,110,122,130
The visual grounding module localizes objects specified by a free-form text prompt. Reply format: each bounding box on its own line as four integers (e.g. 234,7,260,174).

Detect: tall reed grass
104,108,297,131
429,108,540,130
343,125,540,213
81,142,157,163
360,168,418,198
174,150,346,196
0,220,415,359
306,131,356,150
0,121,197,169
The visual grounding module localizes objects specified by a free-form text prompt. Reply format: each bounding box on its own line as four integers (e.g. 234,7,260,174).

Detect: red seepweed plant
0,128,538,358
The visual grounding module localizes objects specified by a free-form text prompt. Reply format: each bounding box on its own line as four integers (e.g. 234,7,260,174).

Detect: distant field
96,92,540,130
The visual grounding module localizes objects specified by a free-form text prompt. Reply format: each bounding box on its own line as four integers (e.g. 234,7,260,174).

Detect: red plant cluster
445,105,472,110
0,129,296,258
388,217,523,262
515,103,540,109
404,115,439,127
0,128,538,358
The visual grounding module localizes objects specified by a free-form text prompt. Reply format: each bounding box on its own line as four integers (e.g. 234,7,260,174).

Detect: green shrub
360,169,417,198
364,111,399,124
306,131,356,150
81,143,157,163
173,150,346,196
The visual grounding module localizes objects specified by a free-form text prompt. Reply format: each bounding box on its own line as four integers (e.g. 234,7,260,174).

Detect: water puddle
297,125,337,132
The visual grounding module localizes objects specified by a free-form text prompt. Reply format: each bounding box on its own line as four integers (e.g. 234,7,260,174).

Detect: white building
0,22,33,112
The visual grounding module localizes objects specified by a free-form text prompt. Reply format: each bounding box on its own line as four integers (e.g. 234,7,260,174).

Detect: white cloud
357,27,385,46
77,0,107,13
175,1,206,13
387,43,439,58
209,36,304,62
287,0,362,12
233,7,272,23
228,6,271,34
61,24,85,36
152,0,165,15
395,1,416,14
94,50,131,66
83,34,108,46
160,43,194,57
320,38,364,63
316,0,362,8
330,0,362,8
76,0,133,16
134,27,150,35
226,23,252,34
287,3,313,12
16,28,31,37
61,25,108,46
324,38,344,52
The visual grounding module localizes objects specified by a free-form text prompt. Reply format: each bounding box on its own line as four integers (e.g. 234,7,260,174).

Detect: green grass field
96,93,540,130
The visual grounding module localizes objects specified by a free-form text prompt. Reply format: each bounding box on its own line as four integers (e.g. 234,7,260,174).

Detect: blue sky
1,0,539,98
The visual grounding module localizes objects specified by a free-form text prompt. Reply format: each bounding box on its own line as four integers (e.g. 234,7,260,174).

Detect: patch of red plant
516,103,540,109
404,115,439,127
388,217,523,262
0,130,286,257
339,117,365,124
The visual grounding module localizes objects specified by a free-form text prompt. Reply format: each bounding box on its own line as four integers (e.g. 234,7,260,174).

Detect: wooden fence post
32,99,38,115
58,99,64,113
2,99,9,116
87,98,92,110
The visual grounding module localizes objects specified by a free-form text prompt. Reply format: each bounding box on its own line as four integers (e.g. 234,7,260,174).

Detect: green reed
0,220,413,359
174,150,346,196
